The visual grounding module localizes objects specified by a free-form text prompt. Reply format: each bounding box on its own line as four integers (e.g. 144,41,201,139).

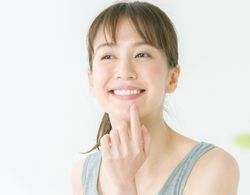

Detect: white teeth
113,89,141,95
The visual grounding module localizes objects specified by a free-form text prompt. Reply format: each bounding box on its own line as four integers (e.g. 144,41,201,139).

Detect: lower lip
110,91,145,100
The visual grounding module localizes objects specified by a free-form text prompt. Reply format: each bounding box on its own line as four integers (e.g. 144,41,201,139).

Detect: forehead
93,17,146,49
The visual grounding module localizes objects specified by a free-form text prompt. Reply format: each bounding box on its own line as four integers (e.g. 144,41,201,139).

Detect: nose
114,58,137,80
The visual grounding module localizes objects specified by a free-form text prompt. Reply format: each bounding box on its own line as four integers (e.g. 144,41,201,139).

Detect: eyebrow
95,42,116,52
94,41,153,52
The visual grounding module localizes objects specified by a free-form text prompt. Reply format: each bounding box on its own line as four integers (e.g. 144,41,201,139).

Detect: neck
141,118,173,164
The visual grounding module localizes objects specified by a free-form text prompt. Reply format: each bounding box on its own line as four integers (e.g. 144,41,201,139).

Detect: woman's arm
184,148,240,195
71,159,85,195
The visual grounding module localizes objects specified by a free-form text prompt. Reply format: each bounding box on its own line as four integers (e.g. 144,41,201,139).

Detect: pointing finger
130,104,142,143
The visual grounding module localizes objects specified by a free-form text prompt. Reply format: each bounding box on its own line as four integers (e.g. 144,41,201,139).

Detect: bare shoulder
71,158,86,195
184,146,240,195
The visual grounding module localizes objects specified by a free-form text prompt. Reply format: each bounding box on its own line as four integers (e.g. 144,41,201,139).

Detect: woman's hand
100,104,151,194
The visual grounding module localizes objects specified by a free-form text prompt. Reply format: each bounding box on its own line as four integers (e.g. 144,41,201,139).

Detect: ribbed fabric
82,142,215,195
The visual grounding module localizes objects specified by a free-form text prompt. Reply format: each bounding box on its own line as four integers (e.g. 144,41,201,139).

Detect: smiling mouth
109,89,146,95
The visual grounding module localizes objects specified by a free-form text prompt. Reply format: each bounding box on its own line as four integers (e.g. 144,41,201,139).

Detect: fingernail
132,103,136,111
130,104,134,112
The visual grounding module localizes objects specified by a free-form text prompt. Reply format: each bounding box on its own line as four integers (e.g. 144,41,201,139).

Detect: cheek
145,67,169,99
143,65,167,85
92,66,112,89
149,66,161,76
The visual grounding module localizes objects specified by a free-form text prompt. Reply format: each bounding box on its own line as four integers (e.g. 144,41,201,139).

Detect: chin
107,106,132,122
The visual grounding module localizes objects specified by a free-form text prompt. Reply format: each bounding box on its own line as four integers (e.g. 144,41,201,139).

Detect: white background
0,0,249,194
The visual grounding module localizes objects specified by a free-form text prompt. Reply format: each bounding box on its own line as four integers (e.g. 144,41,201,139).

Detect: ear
165,65,181,93
88,70,93,88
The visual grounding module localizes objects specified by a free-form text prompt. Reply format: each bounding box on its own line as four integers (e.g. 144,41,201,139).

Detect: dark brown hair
85,1,178,153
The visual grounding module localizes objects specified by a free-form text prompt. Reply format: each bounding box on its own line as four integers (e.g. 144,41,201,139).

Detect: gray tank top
82,142,215,195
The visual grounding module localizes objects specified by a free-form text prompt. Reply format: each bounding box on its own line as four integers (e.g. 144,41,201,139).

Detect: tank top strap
82,150,101,195
158,142,216,195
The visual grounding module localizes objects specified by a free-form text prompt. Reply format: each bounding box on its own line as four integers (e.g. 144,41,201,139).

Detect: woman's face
89,17,179,122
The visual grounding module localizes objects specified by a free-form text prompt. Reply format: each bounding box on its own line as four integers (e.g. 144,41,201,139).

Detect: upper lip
108,85,145,92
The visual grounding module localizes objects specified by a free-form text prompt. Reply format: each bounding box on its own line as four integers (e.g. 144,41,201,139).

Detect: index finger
130,104,142,142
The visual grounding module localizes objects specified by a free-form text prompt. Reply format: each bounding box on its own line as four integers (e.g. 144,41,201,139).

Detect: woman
72,1,239,195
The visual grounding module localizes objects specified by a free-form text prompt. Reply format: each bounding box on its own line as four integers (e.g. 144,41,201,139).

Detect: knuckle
120,122,127,128
117,126,123,132
110,129,118,137
132,146,143,156
121,149,130,158
109,131,115,139
113,153,121,160
100,134,109,143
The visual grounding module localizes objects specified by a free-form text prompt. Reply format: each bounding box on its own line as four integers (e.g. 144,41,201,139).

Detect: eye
101,55,114,60
135,52,150,58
